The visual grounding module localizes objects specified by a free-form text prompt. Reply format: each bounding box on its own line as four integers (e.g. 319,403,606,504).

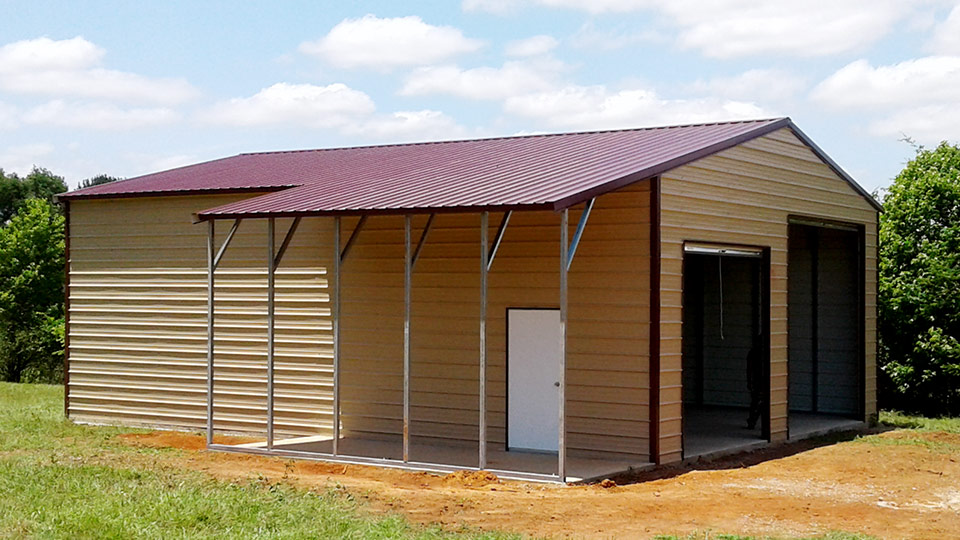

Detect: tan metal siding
68,186,651,460
339,184,651,458
68,194,333,440
656,127,879,463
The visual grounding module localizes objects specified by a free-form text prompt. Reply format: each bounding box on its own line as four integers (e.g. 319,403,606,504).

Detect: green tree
0,199,65,383
0,168,67,223
80,174,121,189
878,142,960,415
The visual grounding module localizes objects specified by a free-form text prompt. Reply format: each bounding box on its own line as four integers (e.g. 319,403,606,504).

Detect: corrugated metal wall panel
656,128,879,463
68,195,332,439
68,186,651,460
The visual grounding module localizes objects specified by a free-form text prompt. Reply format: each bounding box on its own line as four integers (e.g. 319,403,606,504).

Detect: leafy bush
878,142,960,415
0,199,65,383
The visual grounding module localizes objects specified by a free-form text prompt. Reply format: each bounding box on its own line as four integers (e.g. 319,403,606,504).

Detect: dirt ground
117,430,960,539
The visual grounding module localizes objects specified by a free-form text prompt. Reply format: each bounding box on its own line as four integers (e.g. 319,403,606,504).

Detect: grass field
2,383,958,539
0,383,515,539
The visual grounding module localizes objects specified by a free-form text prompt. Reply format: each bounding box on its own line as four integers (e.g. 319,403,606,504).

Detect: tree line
0,169,119,382
0,145,958,416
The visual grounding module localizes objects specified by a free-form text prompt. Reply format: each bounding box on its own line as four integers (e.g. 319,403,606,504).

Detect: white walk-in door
507,309,561,452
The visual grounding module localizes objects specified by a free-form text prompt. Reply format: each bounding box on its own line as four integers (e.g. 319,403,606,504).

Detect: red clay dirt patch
115,429,960,539
116,431,256,451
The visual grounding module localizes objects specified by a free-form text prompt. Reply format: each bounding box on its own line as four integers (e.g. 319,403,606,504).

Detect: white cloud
0,36,198,104
811,56,960,143
0,143,55,175
299,15,483,70
201,82,375,128
503,84,768,131
201,82,468,141
468,0,916,58
400,59,564,100
570,21,666,51
811,57,960,109
505,35,559,57
927,5,960,54
688,69,806,102
869,105,960,143
347,110,467,140
21,100,180,130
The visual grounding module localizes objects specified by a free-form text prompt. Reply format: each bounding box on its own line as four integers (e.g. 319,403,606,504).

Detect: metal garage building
58,118,880,482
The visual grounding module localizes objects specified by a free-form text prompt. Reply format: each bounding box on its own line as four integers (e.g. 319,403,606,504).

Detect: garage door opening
682,245,769,459
788,222,864,438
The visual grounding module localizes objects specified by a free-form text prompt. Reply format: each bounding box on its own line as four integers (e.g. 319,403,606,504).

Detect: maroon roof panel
64,118,878,217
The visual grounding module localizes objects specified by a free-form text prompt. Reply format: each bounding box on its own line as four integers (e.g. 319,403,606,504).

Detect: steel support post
559,209,568,482
403,215,412,462
479,211,489,469
267,217,275,450
332,217,341,455
206,220,215,447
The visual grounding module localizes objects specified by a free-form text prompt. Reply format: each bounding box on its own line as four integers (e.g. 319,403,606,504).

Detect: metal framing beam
559,209,568,482
206,220,215,447
486,211,512,271
411,213,435,269
566,198,594,271
213,219,241,269
274,217,302,268
332,217,341,455
340,215,367,264
267,218,276,450
403,215,412,462
479,211,489,469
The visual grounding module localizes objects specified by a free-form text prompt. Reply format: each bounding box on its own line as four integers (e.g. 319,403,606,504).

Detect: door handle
554,381,560,387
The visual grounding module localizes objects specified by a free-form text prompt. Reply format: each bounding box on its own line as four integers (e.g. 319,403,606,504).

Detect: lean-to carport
202,204,603,482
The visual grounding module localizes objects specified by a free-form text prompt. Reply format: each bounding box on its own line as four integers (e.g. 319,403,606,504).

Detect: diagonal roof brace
273,217,301,268
566,198,595,271
410,213,435,270
339,215,367,264
213,218,242,270
486,211,512,272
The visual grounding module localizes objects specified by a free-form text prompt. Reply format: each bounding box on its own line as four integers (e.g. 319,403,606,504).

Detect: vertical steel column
332,217,341,455
479,212,489,470
206,220,215,447
267,218,275,450
403,215,412,463
559,209,568,482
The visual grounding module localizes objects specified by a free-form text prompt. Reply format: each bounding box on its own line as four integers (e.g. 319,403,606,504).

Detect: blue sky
2,0,959,192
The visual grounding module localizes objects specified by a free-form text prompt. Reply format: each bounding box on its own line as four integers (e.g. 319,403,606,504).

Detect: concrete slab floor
683,405,765,459
234,435,650,483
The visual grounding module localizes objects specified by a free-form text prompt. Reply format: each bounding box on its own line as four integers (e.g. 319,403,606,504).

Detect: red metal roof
58,118,880,216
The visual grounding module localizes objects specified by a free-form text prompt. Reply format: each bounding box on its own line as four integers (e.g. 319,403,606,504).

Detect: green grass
0,382,515,539
878,410,960,433
1,383,953,539
652,532,877,540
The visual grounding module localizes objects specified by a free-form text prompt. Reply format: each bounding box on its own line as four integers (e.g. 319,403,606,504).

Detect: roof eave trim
58,185,296,202
193,202,556,222
551,117,792,210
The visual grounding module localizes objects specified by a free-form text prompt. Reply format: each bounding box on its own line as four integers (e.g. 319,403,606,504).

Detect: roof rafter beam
486,211,512,272
213,219,242,270
410,213,435,270
566,198,595,271
339,215,367,264
273,217,301,268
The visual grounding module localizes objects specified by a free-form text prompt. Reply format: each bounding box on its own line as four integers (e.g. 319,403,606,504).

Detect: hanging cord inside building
718,255,724,340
